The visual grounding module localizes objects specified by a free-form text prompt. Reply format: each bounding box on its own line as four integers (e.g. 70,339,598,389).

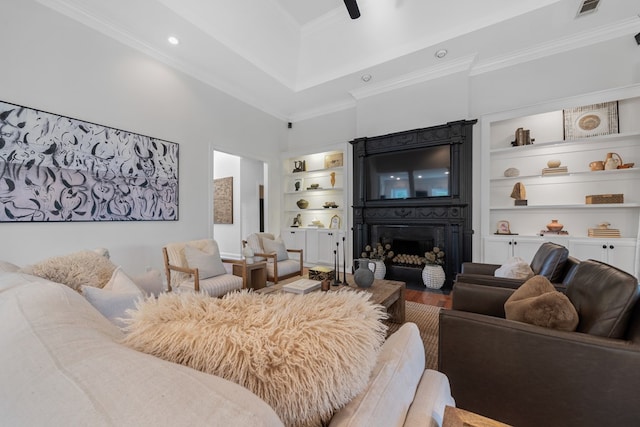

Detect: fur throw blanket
122,290,388,427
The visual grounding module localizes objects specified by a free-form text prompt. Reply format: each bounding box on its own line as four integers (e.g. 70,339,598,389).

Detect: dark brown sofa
439,259,640,427
455,242,579,292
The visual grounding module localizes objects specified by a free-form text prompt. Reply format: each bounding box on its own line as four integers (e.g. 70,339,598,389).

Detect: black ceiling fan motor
344,0,360,19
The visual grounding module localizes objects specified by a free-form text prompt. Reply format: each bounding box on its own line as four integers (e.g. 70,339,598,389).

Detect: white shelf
490,131,640,155
491,167,639,182
490,203,640,210
286,166,343,177
284,188,343,195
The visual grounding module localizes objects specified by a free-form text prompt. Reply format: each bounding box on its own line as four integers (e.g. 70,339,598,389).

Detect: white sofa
0,270,455,426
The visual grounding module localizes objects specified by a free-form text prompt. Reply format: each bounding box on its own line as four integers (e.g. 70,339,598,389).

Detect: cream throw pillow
184,245,227,279
262,238,289,262
25,250,116,291
495,256,534,280
83,267,144,328
132,269,164,297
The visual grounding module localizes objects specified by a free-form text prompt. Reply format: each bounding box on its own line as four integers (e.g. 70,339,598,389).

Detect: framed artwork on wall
213,176,233,224
563,101,619,140
0,99,178,222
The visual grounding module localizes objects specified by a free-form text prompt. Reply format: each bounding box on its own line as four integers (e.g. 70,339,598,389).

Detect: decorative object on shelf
323,201,339,208
353,258,375,288
309,218,324,227
589,160,605,171
604,152,623,170
546,219,564,232
330,171,336,188
588,222,621,238
585,193,624,204
619,162,635,169
242,246,255,265
510,182,527,206
563,101,619,140
324,153,343,168
294,179,301,191
296,199,309,209
504,167,520,177
496,220,512,235
511,127,534,146
292,160,306,173
291,213,301,227
329,214,340,229
542,162,568,176
309,183,320,189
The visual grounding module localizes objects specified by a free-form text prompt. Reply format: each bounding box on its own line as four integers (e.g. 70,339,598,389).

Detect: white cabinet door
569,239,637,275
281,229,306,262
316,230,344,265
483,236,545,265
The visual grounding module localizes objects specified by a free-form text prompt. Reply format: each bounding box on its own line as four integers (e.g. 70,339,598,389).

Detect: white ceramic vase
369,260,386,280
422,264,445,289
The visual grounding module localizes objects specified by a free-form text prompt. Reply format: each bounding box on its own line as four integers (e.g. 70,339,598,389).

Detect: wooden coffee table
256,275,406,323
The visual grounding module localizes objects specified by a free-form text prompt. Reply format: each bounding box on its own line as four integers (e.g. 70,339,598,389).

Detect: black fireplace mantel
350,120,476,286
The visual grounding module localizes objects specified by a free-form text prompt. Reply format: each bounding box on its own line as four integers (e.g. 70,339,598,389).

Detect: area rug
384,302,440,370
122,290,388,427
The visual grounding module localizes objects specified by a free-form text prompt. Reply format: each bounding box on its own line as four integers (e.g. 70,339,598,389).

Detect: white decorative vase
369,260,386,280
422,265,445,289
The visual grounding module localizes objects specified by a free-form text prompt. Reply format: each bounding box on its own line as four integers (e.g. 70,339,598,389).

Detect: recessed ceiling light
168,36,180,45
361,74,372,82
435,49,448,59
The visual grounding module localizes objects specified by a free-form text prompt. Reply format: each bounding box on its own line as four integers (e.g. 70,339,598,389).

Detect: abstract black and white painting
0,100,178,222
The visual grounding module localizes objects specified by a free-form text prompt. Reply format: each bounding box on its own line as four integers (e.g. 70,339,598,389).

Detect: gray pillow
184,245,227,279
262,238,289,263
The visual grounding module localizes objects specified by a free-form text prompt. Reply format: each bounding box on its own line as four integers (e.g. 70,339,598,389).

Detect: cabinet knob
508,241,512,245
513,241,517,245
609,245,614,250
602,245,607,249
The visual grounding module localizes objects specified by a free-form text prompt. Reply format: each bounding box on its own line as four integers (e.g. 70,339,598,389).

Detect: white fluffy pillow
24,250,116,291
184,245,227,279
495,256,534,280
82,267,144,328
262,238,289,263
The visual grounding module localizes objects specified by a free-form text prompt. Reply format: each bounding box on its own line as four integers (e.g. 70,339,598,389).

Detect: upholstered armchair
162,239,243,297
455,242,578,292
439,259,640,427
243,233,303,284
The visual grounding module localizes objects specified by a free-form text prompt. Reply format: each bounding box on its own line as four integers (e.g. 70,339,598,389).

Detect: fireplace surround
351,120,476,287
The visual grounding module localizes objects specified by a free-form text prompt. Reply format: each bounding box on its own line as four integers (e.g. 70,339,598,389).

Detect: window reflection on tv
366,145,450,200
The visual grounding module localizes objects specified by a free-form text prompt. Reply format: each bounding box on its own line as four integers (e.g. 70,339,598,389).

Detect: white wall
0,2,285,275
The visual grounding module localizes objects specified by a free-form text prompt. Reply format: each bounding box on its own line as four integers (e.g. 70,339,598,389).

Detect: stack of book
541,166,568,176
281,279,322,294
588,228,621,238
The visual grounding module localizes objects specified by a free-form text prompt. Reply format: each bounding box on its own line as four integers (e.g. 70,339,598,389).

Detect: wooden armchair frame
242,240,303,284
162,247,246,292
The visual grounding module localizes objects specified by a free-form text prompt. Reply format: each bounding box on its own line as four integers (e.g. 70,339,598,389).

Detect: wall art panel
0,100,178,222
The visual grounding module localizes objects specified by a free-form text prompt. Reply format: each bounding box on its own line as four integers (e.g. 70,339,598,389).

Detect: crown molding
470,16,640,76
287,98,356,123
349,55,477,101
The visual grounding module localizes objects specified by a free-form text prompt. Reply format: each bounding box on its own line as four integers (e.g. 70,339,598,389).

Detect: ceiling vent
576,0,600,17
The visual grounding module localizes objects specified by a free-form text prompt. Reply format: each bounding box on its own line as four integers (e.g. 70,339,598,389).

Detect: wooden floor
405,288,452,309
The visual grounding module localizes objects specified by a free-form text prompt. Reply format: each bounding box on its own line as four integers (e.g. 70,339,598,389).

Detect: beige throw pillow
495,256,534,280
25,250,116,291
505,275,579,331
262,238,289,263
184,245,227,279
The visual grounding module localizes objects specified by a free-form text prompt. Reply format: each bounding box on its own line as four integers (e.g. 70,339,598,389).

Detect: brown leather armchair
439,259,640,427
455,242,578,292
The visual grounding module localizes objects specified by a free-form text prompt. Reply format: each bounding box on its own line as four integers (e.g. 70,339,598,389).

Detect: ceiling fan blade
343,0,360,19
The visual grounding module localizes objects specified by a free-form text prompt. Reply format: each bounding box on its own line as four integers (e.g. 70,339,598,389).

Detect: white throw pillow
83,267,144,328
0,260,20,273
132,269,164,297
262,238,289,263
494,256,535,280
184,245,227,279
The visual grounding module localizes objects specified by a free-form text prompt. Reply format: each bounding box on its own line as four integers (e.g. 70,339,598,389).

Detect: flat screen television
366,145,450,200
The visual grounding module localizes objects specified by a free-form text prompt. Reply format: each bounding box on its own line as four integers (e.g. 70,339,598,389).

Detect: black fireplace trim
350,119,476,286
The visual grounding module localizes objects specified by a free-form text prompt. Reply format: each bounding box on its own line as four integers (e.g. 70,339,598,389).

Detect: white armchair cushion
246,233,275,262
184,245,227,279
266,260,301,279
179,274,243,298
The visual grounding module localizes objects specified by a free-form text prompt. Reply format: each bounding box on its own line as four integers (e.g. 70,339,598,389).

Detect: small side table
233,261,267,290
